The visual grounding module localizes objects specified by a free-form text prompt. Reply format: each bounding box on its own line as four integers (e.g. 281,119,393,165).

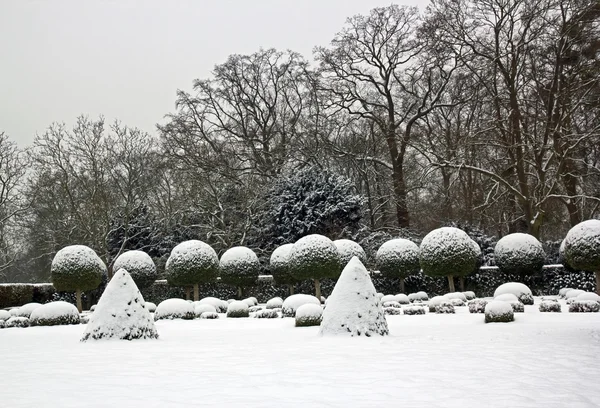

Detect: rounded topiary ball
113,250,157,289
165,240,219,287
494,233,545,276
376,239,420,280
333,239,367,267
288,234,341,281
420,227,479,278
220,246,260,287
51,245,106,292
270,244,296,286
563,220,600,272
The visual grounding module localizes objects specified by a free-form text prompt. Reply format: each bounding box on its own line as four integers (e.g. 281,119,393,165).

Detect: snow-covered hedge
569,300,600,313
494,282,534,305
30,301,80,326
334,239,367,267
376,239,420,287
468,299,487,314
494,233,545,277
269,244,296,286
154,298,195,321
200,312,219,319
0,283,56,309
113,250,157,290
485,301,514,323
5,316,30,328
428,296,448,313
295,303,323,327
13,303,42,318
282,294,321,317
220,246,261,288
254,309,279,319
289,234,341,282
403,306,426,315
539,300,561,313
165,240,220,292
226,301,249,318
384,307,402,315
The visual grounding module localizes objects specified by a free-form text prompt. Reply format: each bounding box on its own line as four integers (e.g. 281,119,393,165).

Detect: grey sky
1,0,423,146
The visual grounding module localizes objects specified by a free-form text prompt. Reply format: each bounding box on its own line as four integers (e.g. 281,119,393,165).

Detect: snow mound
14,303,43,318
494,282,534,305
333,239,367,266
194,304,217,317
295,303,323,327
394,294,410,304
282,294,321,317
485,301,514,323
145,302,157,313
113,250,157,289
576,292,600,302
565,289,586,300
82,269,158,341
266,297,283,309
5,316,30,328
227,301,249,318
446,292,467,302
468,299,488,313
30,301,80,326
569,300,600,313
0,310,10,321
539,300,561,313
254,309,279,319
154,298,195,321
199,297,228,313
242,297,258,307
319,257,389,337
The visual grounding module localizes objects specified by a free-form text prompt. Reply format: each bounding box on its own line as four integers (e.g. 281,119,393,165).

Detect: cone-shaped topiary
220,246,260,298
563,219,600,295
333,239,367,267
420,227,479,292
165,240,220,301
319,257,389,337
494,233,545,278
270,244,297,295
81,269,158,341
375,238,420,293
289,234,341,299
51,245,106,313
113,250,157,290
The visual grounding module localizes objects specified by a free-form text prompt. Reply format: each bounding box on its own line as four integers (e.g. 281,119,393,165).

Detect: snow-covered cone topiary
282,294,321,317
199,297,228,313
51,245,106,312
270,244,296,296
468,299,488,313
420,227,479,292
289,234,341,299
154,298,195,321
30,301,80,326
220,246,260,298
113,250,157,290
494,233,545,278
5,316,30,328
485,300,514,323
81,269,158,341
226,301,249,318
165,240,219,301
563,220,600,294
266,297,283,309
334,239,367,267
14,303,42,318
319,257,389,337
295,303,323,327
569,300,600,313
494,282,534,305
539,300,561,313
376,238,420,293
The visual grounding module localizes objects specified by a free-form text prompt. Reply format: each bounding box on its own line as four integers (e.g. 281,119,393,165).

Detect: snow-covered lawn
1,300,600,408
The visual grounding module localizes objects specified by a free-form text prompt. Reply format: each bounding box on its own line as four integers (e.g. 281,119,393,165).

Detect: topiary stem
315,279,321,300
596,271,600,296
459,276,465,292
185,287,191,301
288,284,295,296
193,284,199,302
399,277,405,294
76,289,82,313
447,275,455,293
237,287,243,299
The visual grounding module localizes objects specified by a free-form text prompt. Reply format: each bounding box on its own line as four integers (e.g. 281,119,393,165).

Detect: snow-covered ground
1,298,600,408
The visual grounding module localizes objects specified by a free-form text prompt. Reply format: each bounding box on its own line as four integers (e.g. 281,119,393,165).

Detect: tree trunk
185,287,191,301
237,286,243,299
447,275,455,293
596,271,600,296
76,289,82,313
314,279,321,300
288,284,295,296
459,276,465,292
399,277,405,294
193,284,199,302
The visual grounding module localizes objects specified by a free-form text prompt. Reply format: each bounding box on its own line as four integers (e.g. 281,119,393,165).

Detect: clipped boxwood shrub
200,312,219,319
270,244,297,294
220,246,260,297
569,300,600,313
226,301,250,318
30,301,81,326
539,300,561,313
563,220,600,295
295,303,323,327
112,250,157,290
435,302,455,314
468,299,487,314
376,238,420,294
384,307,402,315
333,239,367,267
5,316,30,328
485,301,514,323
254,309,279,319
403,306,426,315
494,233,545,278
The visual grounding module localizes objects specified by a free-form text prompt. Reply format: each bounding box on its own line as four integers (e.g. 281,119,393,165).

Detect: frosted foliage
375,239,420,279
5,316,30,328
333,239,367,266
81,269,158,341
270,244,294,266
485,300,514,323
289,234,341,280
282,294,320,317
494,233,545,275
319,257,389,337
155,299,195,320
420,228,478,278
165,240,219,286
220,247,260,286
564,220,600,271
14,303,42,318
295,303,323,319
270,244,295,285
113,251,157,289
51,245,106,292
30,301,80,326
569,300,600,313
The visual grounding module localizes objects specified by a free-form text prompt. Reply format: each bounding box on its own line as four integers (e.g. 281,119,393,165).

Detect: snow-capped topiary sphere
82,269,158,341
569,300,600,313
282,294,321,317
266,297,283,309
494,233,545,277
194,304,217,318
113,250,157,290
154,298,195,321
14,303,42,318
199,297,228,313
376,239,420,292
295,303,323,327
220,246,260,288
485,300,514,323
30,301,80,326
226,301,249,318
269,244,296,287
145,302,157,313
539,300,561,313
468,299,488,313
564,220,600,294
419,227,479,292
165,240,219,300
319,257,389,337
5,316,30,328
494,282,534,305
333,239,367,267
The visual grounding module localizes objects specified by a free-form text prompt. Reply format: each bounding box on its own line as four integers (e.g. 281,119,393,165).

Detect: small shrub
30,301,80,326
384,307,402,315
295,303,323,327
200,312,219,319
382,301,402,309
569,300,600,313
464,291,476,300
194,304,217,318
154,299,195,321
254,309,279,319
403,306,426,315
248,305,263,313
266,297,283,309
468,299,487,314
435,302,455,314
485,301,514,323
510,301,525,313
450,298,465,307
539,300,561,313
5,316,30,328
227,301,249,318
0,320,5,329
282,294,320,317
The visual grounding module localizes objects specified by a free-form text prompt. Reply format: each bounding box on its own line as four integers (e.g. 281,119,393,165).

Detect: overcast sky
1,0,422,146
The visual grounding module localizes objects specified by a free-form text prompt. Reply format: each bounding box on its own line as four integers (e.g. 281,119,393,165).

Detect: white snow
484,300,513,317
375,238,419,272
494,293,520,303
381,294,396,303
29,301,79,325
493,282,532,298
319,257,388,337
576,292,600,302
494,233,544,261
194,304,217,317
0,309,10,320
282,294,320,317
266,297,283,309
4,316,29,328
82,269,158,341
243,298,257,307
154,298,195,320
565,289,586,300
295,303,323,319
333,239,367,266
199,297,228,313
558,287,573,298
14,302,43,318
394,294,410,304
270,243,294,265
446,292,467,302
145,302,157,313
51,245,107,275
415,291,428,301
227,301,249,313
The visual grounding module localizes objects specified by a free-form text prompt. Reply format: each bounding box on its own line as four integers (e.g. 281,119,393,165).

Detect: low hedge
0,284,55,308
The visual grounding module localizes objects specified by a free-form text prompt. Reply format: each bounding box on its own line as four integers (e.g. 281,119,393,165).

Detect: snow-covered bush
403,306,426,315
112,250,157,290
226,301,249,318
82,269,158,341
395,294,410,304
266,297,283,309
320,257,389,337
384,307,402,315
199,297,228,313
446,292,467,302
220,246,261,293
420,227,479,292
494,233,545,277
0,309,10,320
14,303,42,318
381,295,396,303
334,239,367,267
51,245,106,312
154,298,195,321
494,282,534,305
145,302,157,313
165,240,220,301
464,291,476,300
428,296,448,313
563,220,600,294
254,309,279,319
576,292,600,302
383,301,402,309
539,300,561,313
242,298,256,307
565,289,585,300
450,298,465,307
0,320,5,329
494,293,519,302
468,299,487,313
282,294,321,317
435,302,455,314
376,238,420,293
559,288,573,298
485,301,514,323
289,234,341,298
30,301,80,326
569,300,600,313
5,316,30,328
200,312,219,319
248,305,263,313
269,244,296,291
194,304,217,318
295,303,323,327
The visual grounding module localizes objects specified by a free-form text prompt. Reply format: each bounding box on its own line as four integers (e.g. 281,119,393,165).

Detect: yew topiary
220,246,260,298
494,233,545,278
112,250,157,290
375,238,420,293
563,219,600,295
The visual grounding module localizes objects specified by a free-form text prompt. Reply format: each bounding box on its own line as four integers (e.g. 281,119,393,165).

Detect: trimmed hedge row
0,284,55,308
